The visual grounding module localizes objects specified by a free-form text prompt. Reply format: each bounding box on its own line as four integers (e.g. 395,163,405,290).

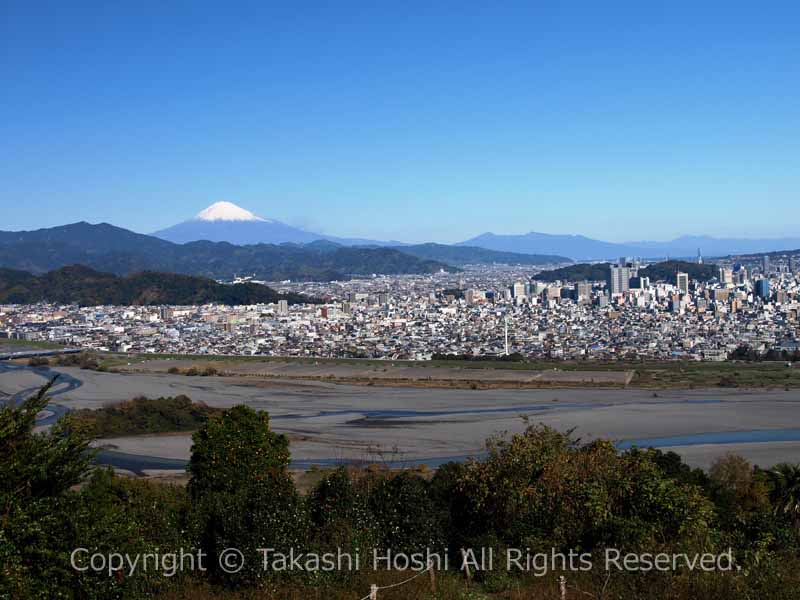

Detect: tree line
3,381,800,599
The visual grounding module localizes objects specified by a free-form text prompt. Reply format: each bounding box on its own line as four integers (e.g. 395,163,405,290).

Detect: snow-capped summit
153,201,325,245
153,202,397,246
195,201,270,222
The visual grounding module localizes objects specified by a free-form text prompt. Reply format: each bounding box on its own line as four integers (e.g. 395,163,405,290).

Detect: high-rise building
697,248,703,264
676,272,689,294
735,269,748,285
541,286,562,300
670,294,682,313
753,279,770,300
529,281,546,296
607,265,631,295
719,268,733,285
512,281,526,298
575,282,591,303
762,255,771,274
755,279,771,300
277,299,289,316
465,289,485,305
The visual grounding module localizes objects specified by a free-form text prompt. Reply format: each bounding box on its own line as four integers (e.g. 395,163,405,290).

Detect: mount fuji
153,201,325,245
153,201,398,246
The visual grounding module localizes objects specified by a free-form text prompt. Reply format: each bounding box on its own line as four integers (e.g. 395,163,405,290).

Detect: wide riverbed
2,363,800,473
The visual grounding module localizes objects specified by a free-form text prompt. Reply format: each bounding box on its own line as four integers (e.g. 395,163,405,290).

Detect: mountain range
459,232,643,261
0,223,453,281
3,203,799,281
459,232,800,261
150,202,800,260
0,221,566,282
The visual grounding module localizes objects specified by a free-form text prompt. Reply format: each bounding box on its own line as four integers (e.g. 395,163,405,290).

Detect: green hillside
0,266,317,306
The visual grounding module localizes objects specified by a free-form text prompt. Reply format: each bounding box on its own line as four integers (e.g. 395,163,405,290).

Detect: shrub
53,351,101,370
68,469,192,598
364,471,445,554
307,468,378,555
429,461,469,552
72,395,223,437
710,453,768,510
632,447,710,489
191,472,308,587
454,423,713,552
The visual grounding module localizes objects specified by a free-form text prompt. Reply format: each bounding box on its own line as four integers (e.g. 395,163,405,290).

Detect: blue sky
1,1,798,243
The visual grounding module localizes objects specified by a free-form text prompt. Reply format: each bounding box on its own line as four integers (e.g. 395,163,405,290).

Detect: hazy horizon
7,202,800,249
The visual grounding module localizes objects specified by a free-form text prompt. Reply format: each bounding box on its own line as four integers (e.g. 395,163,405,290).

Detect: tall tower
697,248,703,265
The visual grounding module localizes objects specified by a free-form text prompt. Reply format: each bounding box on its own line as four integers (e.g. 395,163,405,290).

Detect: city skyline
2,2,799,241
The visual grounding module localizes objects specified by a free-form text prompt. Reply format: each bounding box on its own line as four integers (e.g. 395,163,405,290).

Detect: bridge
0,348,82,361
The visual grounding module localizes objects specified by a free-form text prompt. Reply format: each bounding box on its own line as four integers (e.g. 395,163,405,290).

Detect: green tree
307,468,377,553
365,471,445,554
768,463,800,530
0,379,94,597
188,405,289,498
0,380,191,599
0,378,93,498
188,405,306,587
454,423,713,551
710,453,769,513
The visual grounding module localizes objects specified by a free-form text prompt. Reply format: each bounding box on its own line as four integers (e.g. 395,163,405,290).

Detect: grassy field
630,361,800,388
0,337,68,351
94,351,800,390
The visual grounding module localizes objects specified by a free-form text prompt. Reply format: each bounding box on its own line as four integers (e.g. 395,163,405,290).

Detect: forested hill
533,263,612,282
0,266,317,306
639,260,719,282
534,260,719,283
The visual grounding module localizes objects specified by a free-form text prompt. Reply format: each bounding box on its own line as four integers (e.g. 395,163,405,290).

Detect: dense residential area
2,255,798,362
